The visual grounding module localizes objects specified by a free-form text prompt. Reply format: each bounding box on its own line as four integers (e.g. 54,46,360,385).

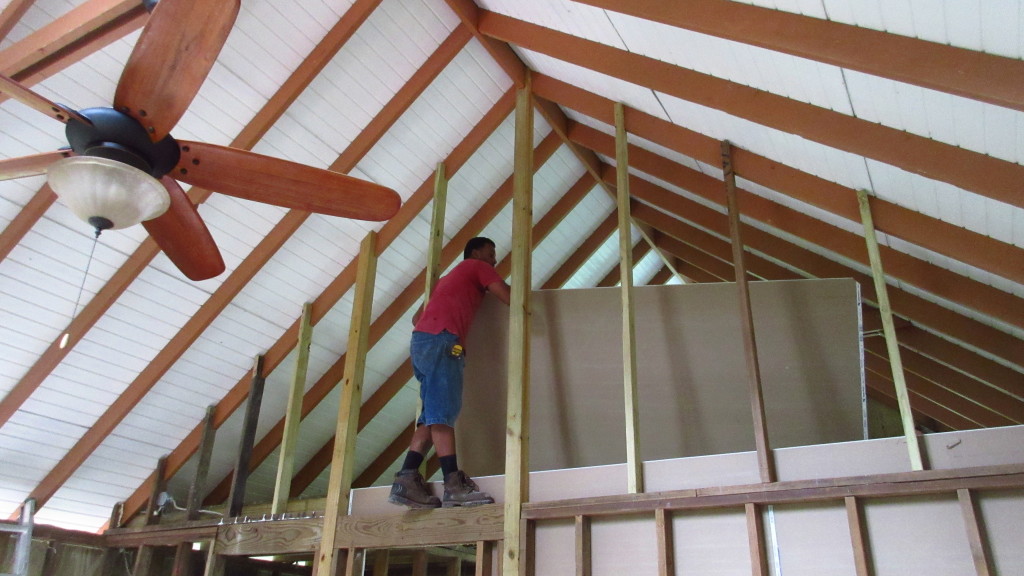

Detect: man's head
464,237,497,267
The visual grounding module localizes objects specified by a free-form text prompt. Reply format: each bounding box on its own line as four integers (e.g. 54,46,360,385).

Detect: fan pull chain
59,228,103,350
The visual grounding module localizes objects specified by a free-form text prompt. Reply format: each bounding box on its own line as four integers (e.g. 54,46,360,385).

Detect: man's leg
389,426,442,509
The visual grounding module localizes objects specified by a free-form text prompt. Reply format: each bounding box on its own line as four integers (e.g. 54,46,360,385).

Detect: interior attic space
0,0,1023,574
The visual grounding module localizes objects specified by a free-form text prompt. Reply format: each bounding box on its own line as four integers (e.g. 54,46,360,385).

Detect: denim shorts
410,330,465,427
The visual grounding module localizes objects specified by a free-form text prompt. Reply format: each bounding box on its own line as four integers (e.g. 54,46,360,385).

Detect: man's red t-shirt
414,259,502,341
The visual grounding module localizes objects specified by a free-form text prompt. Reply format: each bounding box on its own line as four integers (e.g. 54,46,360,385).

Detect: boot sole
388,494,440,509
441,499,494,508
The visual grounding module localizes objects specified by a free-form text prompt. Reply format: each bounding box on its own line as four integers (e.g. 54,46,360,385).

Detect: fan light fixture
47,156,170,232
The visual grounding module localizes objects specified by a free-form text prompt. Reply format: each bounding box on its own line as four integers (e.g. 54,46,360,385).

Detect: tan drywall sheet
459,280,863,476
864,494,974,575
768,502,857,576
672,508,751,575
533,518,575,576
980,489,1024,574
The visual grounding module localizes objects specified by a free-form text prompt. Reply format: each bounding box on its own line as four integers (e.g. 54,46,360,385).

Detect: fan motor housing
65,107,180,178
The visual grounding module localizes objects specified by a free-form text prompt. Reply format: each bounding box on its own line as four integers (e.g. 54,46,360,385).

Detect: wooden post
143,455,168,525
475,541,492,576
426,162,449,301
721,141,776,484
202,539,225,576
745,503,769,576
186,405,217,520
316,231,378,576
615,101,644,493
273,302,314,513
958,488,994,576
171,542,193,576
227,355,266,517
845,496,874,576
857,188,925,471
412,549,429,576
373,549,391,575
575,515,591,576
655,508,675,576
504,71,534,576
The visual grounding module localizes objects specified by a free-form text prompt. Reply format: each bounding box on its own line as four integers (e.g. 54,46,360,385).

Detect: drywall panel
459,280,863,476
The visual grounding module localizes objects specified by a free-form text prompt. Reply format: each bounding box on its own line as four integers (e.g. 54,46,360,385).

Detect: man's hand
487,280,512,305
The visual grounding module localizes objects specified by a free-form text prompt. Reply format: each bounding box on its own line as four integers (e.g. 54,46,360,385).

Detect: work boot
388,470,441,509
442,470,494,507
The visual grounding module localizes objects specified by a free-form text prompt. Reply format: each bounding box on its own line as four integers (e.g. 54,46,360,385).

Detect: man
388,237,511,508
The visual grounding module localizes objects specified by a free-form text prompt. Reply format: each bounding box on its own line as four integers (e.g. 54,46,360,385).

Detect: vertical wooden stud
228,355,266,517
412,549,429,576
186,405,217,520
202,539,225,576
316,231,378,576
343,548,363,576
171,542,193,576
857,188,925,471
504,72,534,576
373,549,391,576
426,162,449,301
615,101,644,494
575,515,592,576
143,455,168,525
475,541,493,576
722,141,776,484
845,496,874,576
958,489,994,576
745,503,769,576
273,302,315,513
133,546,155,576
655,508,675,576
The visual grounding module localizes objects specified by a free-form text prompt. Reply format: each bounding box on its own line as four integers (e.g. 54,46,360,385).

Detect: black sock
401,450,425,472
440,454,459,478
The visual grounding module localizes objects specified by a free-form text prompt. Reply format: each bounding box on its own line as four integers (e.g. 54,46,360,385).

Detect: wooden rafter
532,74,1024,286
573,0,1024,113
479,11,1024,209
577,128,1024,333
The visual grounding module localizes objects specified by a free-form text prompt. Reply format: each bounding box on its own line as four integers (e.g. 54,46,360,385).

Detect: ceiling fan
0,0,401,281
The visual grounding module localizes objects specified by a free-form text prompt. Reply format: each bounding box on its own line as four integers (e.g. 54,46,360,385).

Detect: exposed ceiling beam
572,0,1024,113
578,127,1024,333
596,240,650,287
0,0,144,81
532,74,1024,286
479,11,1024,210
540,212,617,290
0,0,35,43
867,369,969,431
0,185,53,263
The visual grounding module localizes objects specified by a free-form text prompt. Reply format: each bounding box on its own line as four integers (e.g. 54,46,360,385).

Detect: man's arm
486,280,512,305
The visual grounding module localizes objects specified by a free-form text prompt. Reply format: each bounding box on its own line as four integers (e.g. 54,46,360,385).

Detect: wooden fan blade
114,0,240,142
0,150,72,181
0,74,90,125
142,176,225,281
174,141,401,221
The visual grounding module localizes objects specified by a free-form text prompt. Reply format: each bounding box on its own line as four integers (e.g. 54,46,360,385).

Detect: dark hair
464,237,495,259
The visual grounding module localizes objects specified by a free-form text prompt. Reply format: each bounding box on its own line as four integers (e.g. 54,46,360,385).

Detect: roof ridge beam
573,0,1024,113
479,10,1024,210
